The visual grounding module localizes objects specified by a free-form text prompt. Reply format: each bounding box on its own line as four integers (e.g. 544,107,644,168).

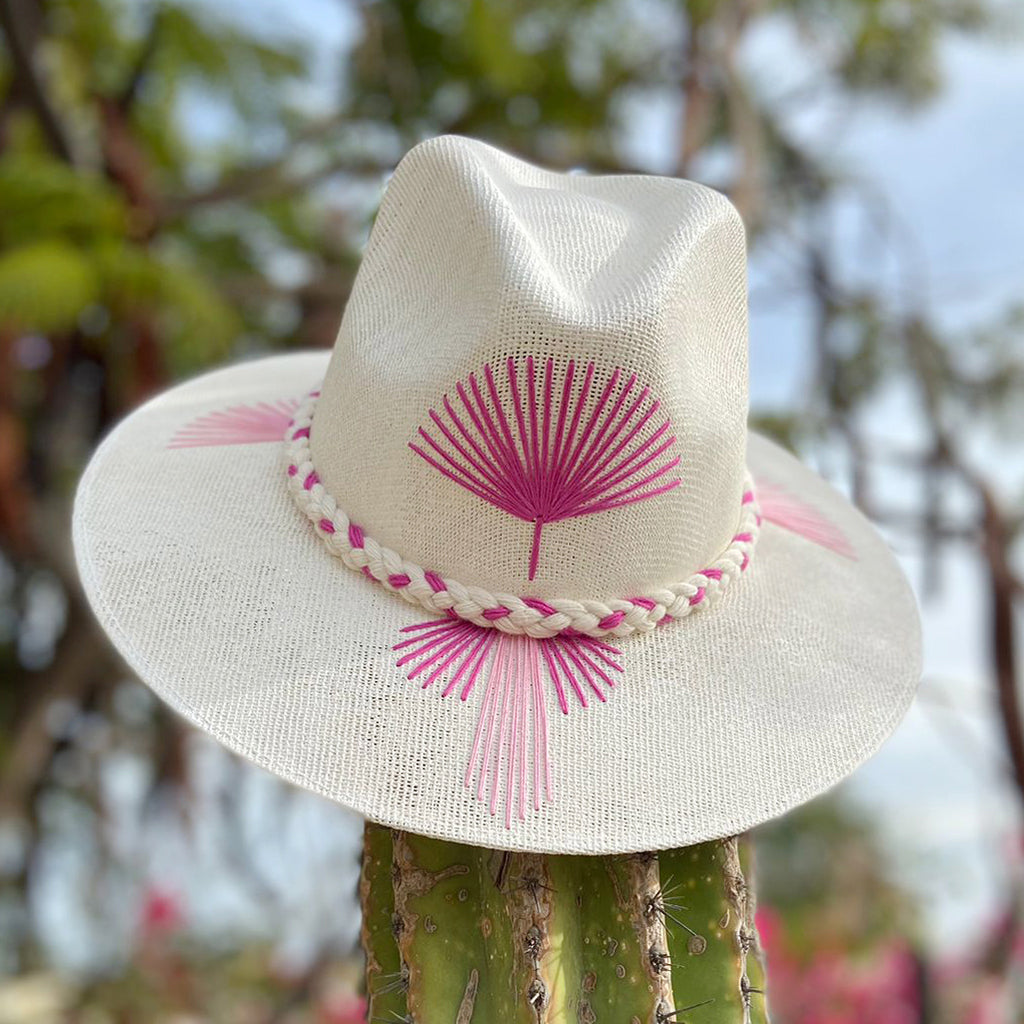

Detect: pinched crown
309,136,750,600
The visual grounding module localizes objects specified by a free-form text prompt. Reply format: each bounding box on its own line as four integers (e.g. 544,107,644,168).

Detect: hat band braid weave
285,391,761,639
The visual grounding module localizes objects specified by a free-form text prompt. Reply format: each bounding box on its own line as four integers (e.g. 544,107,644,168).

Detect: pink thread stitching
168,399,301,448
410,357,682,580
395,619,622,827
758,482,857,560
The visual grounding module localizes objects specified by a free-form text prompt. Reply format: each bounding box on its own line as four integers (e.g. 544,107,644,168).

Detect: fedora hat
73,135,920,854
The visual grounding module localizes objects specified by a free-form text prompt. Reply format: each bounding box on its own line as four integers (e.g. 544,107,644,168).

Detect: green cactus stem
360,820,409,1023
360,823,769,1023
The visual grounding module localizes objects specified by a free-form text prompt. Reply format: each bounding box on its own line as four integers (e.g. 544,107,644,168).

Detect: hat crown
311,136,749,598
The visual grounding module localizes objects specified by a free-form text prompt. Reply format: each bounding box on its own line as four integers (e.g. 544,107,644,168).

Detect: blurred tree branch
0,601,111,818
0,0,73,162
165,147,387,214
902,317,1024,808
116,6,163,112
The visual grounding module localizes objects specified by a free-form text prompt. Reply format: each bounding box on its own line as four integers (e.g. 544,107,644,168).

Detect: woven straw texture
73,137,920,854
74,349,919,854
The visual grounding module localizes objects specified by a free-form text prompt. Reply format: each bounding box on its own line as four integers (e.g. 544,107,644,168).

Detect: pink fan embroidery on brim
757,481,857,559
394,619,622,827
168,398,301,449
410,357,682,580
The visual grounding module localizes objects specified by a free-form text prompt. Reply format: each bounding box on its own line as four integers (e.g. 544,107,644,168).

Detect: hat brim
73,352,919,854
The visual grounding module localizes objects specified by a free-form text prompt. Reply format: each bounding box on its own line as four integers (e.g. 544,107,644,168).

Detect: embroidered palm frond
758,482,857,559
410,356,682,580
168,399,301,448
395,619,622,827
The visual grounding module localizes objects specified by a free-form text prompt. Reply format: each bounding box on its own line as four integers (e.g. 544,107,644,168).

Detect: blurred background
0,0,1022,1020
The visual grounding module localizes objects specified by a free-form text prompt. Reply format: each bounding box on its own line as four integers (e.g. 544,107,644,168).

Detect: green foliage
0,156,126,245
748,412,804,452
0,0,997,388
779,0,992,105
957,305,1024,427
0,0,322,385
149,3,307,128
0,240,100,333
0,148,239,364
755,797,916,955
94,243,240,367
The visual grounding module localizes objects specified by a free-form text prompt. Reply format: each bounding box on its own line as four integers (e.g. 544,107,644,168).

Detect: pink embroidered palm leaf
168,399,301,448
395,620,622,827
757,481,857,559
410,357,682,580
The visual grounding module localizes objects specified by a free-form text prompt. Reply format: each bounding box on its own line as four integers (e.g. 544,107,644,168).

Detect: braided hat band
285,390,762,639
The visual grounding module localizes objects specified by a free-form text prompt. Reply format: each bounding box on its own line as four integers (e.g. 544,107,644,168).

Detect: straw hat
73,135,920,854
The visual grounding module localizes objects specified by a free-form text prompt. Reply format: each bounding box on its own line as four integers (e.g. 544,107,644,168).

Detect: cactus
360,823,769,1023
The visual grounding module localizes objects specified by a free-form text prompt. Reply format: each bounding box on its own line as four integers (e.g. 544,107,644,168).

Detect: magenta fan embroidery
394,618,622,828
409,357,683,580
168,399,301,448
757,483,857,560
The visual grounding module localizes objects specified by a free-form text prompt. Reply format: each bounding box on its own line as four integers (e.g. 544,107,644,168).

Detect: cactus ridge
360,823,410,1023
361,825,770,1024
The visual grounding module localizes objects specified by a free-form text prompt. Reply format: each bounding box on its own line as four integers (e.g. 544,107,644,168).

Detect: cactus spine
360,823,769,1023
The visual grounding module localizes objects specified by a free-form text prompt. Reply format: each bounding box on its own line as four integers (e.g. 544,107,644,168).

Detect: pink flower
320,992,367,1024
756,902,921,1024
139,888,183,938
